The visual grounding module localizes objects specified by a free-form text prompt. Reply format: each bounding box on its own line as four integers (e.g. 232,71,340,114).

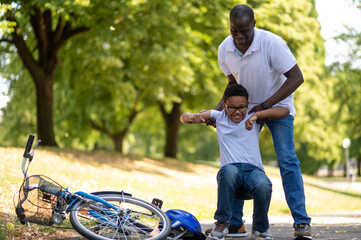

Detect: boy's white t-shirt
210,110,263,170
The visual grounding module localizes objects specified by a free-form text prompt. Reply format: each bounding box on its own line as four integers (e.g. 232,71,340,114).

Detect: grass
1,146,361,239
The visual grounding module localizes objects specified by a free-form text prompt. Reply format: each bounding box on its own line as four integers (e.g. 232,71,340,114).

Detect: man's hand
201,110,216,128
245,114,258,130
249,104,264,113
205,118,216,128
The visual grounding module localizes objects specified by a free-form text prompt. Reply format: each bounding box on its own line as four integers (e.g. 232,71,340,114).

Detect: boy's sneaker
205,222,247,238
227,223,247,237
251,230,273,240
294,224,312,239
206,221,229,240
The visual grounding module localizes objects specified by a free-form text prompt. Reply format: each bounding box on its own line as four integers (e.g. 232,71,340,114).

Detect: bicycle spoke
70,195,170,240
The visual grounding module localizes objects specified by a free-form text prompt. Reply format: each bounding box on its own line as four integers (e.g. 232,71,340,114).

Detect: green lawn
1,146,361,239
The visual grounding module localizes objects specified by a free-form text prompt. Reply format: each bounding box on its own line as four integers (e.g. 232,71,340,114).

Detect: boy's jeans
230,115,312,227
214,163,272,233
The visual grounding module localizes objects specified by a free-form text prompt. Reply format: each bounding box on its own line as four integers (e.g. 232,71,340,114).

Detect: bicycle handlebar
40,185,62,198
23,135,35,159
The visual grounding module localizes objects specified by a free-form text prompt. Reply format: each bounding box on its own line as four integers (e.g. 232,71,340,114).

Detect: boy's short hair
223,84,249,102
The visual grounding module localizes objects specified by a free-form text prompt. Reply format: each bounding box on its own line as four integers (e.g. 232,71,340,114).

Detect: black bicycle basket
15,175,66,226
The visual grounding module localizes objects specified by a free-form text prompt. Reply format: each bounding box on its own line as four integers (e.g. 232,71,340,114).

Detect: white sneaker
251,230,273,240
206,221,229,240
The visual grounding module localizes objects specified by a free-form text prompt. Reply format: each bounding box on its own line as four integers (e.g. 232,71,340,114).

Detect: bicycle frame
67,191,130,213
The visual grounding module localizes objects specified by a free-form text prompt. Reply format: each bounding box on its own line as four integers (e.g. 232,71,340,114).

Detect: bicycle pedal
151,198,163,209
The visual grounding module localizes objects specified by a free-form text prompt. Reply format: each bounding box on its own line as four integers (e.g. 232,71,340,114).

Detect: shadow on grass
42,146,201,177
0,211,84,239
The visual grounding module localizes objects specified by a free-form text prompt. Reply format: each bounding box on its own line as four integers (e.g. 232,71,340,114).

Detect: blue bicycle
15,135,205,240
15,134,174,240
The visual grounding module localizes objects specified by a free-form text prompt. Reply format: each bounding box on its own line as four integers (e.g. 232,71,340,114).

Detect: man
215,4,312,240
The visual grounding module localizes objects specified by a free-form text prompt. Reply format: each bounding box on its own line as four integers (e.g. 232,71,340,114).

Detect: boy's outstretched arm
246,106,290,130
180,110,211,124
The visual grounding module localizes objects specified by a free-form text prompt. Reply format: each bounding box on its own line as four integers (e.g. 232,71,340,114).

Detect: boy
180,84,289,240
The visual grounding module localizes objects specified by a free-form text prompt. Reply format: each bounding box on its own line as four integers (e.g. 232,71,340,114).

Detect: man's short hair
223,84,249,102
230,4,254,21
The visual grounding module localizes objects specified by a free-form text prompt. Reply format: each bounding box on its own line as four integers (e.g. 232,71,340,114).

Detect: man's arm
180,110,211,124
246,106,290,130
249,64,304,113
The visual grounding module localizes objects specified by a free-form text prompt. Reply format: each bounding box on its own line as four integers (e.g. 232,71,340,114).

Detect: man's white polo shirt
218,28,297,116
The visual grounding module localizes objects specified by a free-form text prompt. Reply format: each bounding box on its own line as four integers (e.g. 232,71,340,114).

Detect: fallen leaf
6,222,15,230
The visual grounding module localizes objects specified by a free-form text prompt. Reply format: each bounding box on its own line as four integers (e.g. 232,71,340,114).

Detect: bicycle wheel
69,194,171,240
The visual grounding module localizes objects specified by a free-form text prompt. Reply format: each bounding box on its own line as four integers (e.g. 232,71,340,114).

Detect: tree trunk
35,75,57,146
159,102,181,158
327,165,334,177
112,131,128,153
357,155,361,177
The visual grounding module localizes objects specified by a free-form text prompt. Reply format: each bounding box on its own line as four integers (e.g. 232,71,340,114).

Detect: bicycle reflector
166,209,204,239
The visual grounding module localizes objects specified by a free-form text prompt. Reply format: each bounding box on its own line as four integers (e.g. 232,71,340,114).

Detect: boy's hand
245,114,258,130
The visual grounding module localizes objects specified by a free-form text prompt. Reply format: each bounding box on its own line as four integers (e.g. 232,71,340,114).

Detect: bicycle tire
69,194,171,240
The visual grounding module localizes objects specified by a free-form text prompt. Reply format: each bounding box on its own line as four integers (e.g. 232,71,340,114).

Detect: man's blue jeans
230,115,311,227
214,163,272,233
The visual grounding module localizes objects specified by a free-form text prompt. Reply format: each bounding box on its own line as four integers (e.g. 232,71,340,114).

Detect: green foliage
178,123,219,162
127,106,165,157
51,0,232,153
0,57,37,147
0,0,355,175
324,0,361,175
331,62,361,166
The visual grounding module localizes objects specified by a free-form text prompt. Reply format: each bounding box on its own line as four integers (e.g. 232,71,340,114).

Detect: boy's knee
219,164,238,175
217,164,238,182
254,179,272,195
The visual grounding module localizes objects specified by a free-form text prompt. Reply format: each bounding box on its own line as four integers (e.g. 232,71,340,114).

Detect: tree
130,0,230,158
59,0,230,157
0,0,121,146
331,62,361,176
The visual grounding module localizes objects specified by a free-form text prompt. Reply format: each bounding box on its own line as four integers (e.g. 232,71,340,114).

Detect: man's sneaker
294,224,312,239
251,230,273,240
227,223,247,237
206,221,229,240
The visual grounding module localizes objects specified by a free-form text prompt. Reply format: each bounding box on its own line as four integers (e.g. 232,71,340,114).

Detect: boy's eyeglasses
225,103,248,113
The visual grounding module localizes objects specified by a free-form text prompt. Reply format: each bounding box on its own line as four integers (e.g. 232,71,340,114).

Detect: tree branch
7,12,42,83
43,9,52,38
89,118,112,137
158,101,168,119
29,7,48,65
52,16,64,45
0,39,14,44
54,24,90,53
